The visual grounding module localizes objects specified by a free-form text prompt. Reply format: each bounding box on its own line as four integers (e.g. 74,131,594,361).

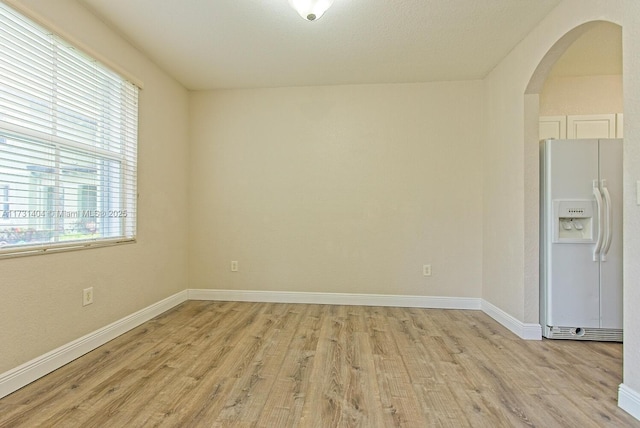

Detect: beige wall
540,75,623,115
623,0,640,396
0,0,190,373
189,82,483,298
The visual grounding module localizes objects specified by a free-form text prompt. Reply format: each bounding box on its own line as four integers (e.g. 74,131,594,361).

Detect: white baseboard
0,290,188,400
481,299,542,340
187,289,482,310
619,384,640,421
188,290,545,342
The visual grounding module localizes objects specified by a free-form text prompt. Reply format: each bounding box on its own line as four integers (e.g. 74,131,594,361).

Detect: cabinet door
539,116,567,140
567,114,616,139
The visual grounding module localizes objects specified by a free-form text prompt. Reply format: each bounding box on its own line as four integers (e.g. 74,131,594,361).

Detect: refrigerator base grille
543,326,622,342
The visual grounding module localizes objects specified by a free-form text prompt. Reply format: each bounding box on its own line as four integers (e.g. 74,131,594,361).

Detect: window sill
0,238,136,260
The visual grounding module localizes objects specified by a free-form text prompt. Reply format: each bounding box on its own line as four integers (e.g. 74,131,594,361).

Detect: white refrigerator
540,139,623,341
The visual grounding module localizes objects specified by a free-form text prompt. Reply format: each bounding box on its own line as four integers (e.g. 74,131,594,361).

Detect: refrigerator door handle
601,179,613,261
593,180,604,262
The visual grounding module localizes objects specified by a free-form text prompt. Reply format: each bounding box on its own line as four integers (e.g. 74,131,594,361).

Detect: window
0,3,138,256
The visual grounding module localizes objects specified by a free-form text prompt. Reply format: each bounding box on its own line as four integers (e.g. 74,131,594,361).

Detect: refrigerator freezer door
544,139,600,328
598,139,623,329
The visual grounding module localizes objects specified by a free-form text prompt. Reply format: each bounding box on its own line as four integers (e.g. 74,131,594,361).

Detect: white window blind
0,2,138,257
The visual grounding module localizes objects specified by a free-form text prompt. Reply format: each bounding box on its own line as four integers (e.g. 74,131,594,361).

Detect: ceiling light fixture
288,0,334,21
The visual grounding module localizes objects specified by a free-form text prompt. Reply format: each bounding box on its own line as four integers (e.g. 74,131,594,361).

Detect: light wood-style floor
0,301,638,427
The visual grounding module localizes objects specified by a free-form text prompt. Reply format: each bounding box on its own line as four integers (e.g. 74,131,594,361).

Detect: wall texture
0,0,190,373
189,82,483,298
540,75,623,115
623,0,640,399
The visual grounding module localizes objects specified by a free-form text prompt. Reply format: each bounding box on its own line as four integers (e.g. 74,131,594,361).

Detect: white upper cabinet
539,116,567,140
567,114,617,139
540,114,622,140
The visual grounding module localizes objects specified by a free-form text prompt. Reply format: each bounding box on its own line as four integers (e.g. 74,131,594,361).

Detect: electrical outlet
231,261,239,272
83,287,94,306
423,264,432,276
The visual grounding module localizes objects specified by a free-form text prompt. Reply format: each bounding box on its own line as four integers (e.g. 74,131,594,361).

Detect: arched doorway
522,20,623,328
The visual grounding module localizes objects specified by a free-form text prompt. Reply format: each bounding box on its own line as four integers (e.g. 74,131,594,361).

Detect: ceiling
79,0,619,91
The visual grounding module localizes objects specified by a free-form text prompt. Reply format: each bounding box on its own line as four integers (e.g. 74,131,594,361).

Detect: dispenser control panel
552,200,594,243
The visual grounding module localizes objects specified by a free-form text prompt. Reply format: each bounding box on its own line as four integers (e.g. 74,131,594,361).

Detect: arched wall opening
522,20,623,326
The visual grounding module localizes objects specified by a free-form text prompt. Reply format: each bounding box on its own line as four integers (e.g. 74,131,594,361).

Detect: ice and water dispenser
552,200,594,242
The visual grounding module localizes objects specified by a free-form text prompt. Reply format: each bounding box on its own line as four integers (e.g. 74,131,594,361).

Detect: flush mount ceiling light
288,0,334,21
